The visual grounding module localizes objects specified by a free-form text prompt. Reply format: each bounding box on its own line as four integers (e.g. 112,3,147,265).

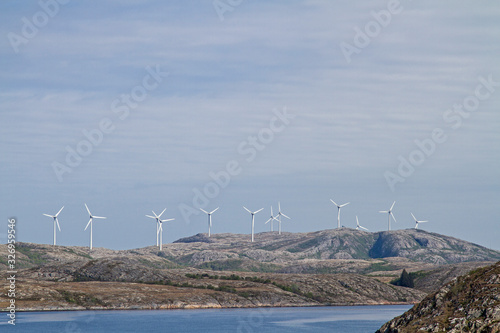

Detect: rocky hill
2,229,498,274
377,261,500,332
0,229,498,312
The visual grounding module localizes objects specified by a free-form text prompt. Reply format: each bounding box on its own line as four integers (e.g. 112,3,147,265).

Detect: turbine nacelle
411,213,428,229
379,201,397,231
330,199,349,229
355,216,369,232
43,206,64,245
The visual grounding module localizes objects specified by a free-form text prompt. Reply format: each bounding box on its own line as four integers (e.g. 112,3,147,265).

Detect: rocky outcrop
1,262,426,311
377,261,500,332
368,230,499,264
2,230,499,275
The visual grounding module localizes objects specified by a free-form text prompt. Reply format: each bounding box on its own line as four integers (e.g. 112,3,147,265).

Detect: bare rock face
190,251,238,264
174,233,214,244
368,230,499,264
377,261,500,332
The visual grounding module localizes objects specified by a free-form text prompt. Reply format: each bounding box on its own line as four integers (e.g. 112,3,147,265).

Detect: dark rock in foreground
377,261,500,333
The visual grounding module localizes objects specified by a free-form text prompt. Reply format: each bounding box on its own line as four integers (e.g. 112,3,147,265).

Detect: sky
1,0,499,250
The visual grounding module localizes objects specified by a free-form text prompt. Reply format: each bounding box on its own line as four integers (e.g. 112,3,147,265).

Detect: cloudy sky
1,0,499,250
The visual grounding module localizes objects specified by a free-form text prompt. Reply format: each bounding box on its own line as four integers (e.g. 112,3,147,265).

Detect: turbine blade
146,215,156,219
84,219,92,230
340,202,350,207
281,213,291,219
243,206,251,213
85,204,91,216
255,208,264,214
210,207,219,214
158,208,166,218
390,201,396,211
161,218,175,222
379,211,388,213
56,206,64,216
200,208,208,214
55,218,61,232
391,212,397,223
411,213,417,221
356,216,359,226
265,218,272,224
330,199,338,206
43,214,53,218
361,226,369,231
278,202,281,211
94,216,106,219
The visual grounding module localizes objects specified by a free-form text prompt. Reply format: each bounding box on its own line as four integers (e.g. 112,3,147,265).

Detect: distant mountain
172,228,500,268
377,261,500,332
2,229,499,274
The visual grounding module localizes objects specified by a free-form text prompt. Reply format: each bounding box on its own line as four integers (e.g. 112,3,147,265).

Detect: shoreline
4,301,418,313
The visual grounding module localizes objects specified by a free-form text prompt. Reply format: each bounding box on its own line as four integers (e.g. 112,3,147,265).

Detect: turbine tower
146,208,166,246
379,201,397,231
276,202,290,235
265,206,278,232
243,206,263,242
84,204,106,250
330,199,349,229
411,213,428,229
355,216,369,231
200,207,219,237
157,216,174,251
43,206,64,245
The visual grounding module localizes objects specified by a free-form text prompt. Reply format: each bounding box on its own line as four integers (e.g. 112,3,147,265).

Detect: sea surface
4,305,412,332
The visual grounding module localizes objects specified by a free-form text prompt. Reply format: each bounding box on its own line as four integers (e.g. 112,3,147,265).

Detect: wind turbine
157,216,174,251
355,216,369,231
411,213,428,229
243,206,263,242
276,202,290,235
43,206,64,245
265,206,279,232
330,199,349,229
84,204,106,250
379,201,397,231
200,207,219,237
146,208,166,246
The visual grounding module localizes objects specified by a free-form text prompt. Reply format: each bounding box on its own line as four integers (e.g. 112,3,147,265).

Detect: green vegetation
364,261,397,273
16,246,48,266
57,290,108,307
197,259,244,271
157,279,237,293
271,282,324,302
62,248,92,259
185,273,272,284
390,269,415,288
137,258,180,269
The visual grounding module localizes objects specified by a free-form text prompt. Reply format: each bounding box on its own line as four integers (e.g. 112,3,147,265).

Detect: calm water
4,305,411,332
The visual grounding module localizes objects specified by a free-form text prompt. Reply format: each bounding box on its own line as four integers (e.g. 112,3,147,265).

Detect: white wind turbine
243,206,263,242
355,216,369,231
411,213,428,229
330,199,349,229
265,206,279,232
43,206,64,245
146,208,166,246
276,202,290,235
379,201,397,231
157,215,174,251
84,204,106,250
200,207,219,237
